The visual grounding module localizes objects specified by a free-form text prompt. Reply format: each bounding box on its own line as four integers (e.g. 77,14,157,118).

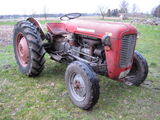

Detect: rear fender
26,18,45,39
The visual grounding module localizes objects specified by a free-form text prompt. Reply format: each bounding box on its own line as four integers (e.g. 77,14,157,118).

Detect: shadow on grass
39,61,67,78
96,76,146,109
40,61,143,105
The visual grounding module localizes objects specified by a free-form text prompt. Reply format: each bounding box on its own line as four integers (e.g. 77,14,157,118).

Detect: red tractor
13,13,148,110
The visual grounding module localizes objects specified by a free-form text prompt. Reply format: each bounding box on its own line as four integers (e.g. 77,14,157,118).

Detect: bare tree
107,9,111,17
43,6,48,20
119,0,129,13
97,6,107,19
23,10,27,18
32,9,36,18
152,4,160,18
132,4,138,13
131,3,139,18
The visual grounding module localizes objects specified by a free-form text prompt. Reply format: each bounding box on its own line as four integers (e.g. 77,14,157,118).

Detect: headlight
101,35,111,46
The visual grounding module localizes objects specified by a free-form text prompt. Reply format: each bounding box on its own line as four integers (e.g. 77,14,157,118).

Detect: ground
0,19,160,120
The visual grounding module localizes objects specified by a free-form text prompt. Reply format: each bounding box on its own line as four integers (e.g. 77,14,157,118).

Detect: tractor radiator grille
120,34,137,68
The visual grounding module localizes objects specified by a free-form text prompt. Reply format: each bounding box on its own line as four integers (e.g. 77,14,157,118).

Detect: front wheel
125,50,148,86
65,61,100,110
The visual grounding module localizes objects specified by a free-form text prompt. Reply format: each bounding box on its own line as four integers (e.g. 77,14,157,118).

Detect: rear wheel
65,61,100,110
13,21,45,76
125,51,148,86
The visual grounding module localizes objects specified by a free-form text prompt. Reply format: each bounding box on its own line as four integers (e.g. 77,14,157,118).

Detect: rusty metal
16,33,29,67
27,18,45,39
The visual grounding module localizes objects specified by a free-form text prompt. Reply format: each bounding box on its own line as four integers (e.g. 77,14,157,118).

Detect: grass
0,22,160,120
0,21,18,25
0,20,60,25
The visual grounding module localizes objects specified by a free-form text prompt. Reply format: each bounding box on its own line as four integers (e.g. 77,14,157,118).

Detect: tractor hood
64,20,137,39
46,19,138,80
64,20,138,80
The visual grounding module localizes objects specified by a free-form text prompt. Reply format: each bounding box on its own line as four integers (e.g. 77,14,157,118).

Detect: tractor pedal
50,54,62,61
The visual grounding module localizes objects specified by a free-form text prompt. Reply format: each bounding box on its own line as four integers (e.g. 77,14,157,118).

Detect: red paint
47,23,67,35
16,33,29,67
46,20,137,80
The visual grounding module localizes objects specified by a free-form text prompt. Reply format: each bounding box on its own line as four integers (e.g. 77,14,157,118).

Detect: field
0,19,160,120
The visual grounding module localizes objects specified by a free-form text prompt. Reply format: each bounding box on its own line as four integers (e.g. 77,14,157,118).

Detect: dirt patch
0,25,13,46
0,50,4,53
0,24,46,47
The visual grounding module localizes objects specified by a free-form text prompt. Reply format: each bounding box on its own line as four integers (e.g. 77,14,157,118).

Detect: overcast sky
0,0,159,15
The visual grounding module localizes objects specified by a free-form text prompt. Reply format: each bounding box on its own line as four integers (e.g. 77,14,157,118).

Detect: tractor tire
65,61,100,110
125,50,148,86
13,20,45,76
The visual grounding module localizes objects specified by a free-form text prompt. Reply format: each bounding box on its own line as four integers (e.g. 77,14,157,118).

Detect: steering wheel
60,13,81,20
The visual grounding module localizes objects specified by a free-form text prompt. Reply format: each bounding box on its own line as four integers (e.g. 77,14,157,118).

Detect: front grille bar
120,34,137,68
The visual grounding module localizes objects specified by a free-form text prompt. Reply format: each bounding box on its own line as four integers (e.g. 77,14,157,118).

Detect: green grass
0,23,160,120
0,21,18,25
0,20,60,25
39,20,60,24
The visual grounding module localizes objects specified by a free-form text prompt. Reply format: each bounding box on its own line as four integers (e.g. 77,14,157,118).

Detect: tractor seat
47,23,68,35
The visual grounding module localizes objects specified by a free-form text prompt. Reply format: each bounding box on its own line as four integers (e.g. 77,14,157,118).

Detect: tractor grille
120,34,137,68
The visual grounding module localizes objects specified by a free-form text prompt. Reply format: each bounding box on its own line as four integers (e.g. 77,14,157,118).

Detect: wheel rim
16,33,29,67
69,73,86,102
